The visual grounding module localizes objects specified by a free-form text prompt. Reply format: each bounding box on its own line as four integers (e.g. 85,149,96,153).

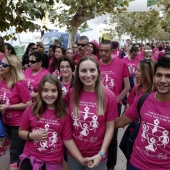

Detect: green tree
0,0,129,45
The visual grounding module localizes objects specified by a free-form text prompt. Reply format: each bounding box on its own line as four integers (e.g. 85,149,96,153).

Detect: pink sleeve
126,85,137,105
122,61,131,77
20,105,32,130
105,89,118,121
61,113,72,140
16,81,31,102
125,96,139,121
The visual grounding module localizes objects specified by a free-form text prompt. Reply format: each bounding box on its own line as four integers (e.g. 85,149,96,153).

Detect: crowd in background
0,34,170,170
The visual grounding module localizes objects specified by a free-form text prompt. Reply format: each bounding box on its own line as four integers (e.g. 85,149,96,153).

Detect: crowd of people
0,34,170,170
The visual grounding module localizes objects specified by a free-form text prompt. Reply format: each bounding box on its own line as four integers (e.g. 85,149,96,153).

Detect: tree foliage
0,0,129,44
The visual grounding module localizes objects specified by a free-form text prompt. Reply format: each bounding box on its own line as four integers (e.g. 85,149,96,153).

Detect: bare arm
115,114,134,128
64,139,88,166
88,120,115,168
0,100,31,111
117,77,130,103
18,127,47,142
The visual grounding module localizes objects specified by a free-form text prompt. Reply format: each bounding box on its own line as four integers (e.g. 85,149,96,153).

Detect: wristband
98,151,106,158
27,132,33,140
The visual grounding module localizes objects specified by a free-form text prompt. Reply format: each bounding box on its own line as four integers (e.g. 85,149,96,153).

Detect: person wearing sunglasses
0,55,31,170
24,51,49,102
22,43,37,70
73,36,91,66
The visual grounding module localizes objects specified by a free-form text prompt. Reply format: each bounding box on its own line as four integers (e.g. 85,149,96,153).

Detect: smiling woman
0,55,31,170
24,51,49,101
64,55,118,170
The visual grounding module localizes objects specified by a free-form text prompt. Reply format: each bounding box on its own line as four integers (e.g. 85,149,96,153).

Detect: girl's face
55,48,63,59
5,46,11,56
60,61,72,78
145,52,152,59
0,58,10,77
79,60,98,91
88,44,93,54
135,63,142,84
42,82,58,109
66,49,73,58
48,47,54,57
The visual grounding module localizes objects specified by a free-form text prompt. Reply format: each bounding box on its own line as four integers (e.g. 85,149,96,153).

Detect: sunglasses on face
0,61,9,68
31,48,37,50
29,60,37,64
77,43,88,47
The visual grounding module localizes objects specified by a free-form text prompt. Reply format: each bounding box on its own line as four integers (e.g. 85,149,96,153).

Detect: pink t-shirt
99,58,130,97
20,105,72,164
63,82,71,92
65,88,118,158
48,67,60,79
0,53,4,60
126,85,143,106
24,68,49,93
0,80,31,126
123,56,141,76
111,49,122,59
125,92,170,169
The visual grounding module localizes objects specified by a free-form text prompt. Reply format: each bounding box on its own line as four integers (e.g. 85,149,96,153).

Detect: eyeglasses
31,48,37,50
0,61,9,68
77,43,88,47
29,60,37,64
72,46,78,48
60,65,71,69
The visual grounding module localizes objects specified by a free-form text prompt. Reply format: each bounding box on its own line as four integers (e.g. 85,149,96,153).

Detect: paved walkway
0,129,127,170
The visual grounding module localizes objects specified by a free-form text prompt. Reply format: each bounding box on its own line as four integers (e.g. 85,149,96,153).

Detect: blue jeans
127,163,141,170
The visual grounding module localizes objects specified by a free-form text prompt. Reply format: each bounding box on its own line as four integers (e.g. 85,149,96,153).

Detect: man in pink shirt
116,56,170,170
98,40,130,170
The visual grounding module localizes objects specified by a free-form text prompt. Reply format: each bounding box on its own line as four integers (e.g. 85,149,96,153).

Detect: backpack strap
137,93,151,119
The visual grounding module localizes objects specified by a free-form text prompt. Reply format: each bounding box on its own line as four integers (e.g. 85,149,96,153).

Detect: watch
98,151,106,158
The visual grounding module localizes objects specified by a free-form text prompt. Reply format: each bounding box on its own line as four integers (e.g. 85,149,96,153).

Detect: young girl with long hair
18,74,88,170
65,56,118,169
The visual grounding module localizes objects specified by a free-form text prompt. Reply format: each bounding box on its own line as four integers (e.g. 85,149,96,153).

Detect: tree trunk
68,27,79,48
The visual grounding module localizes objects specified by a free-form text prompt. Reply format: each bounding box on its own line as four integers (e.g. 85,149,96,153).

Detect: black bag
119,93,150,162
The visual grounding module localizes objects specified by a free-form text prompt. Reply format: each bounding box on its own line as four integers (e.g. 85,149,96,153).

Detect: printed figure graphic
152,119,160,134
27,81,34,93
141,121,149,142
79,123,89,137
38,141,48,151
159,130,169,148
90,115,98,132
145,137,157,153
102,73,115,90
73,114,80,129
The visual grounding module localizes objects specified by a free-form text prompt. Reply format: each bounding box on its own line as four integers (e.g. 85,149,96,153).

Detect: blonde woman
65,56,118,169
0,55,31,170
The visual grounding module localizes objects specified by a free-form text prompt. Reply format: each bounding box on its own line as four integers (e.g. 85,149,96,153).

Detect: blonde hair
3,55,24,88
73,56,105,117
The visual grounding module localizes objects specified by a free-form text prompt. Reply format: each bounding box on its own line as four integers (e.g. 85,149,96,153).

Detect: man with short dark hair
116,56,170,170
98,39,130,170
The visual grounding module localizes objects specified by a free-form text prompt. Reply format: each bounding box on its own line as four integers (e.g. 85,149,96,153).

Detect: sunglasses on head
29,60,37,64
77,43,88,47
0,61,9,68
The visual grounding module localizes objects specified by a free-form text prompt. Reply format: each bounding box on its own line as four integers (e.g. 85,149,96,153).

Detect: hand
29,129,48,141
0,104,8,111
79,157,91,166
87,154,102,168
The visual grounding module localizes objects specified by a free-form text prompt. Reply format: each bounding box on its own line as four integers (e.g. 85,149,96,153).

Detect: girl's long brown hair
73,55,105,117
